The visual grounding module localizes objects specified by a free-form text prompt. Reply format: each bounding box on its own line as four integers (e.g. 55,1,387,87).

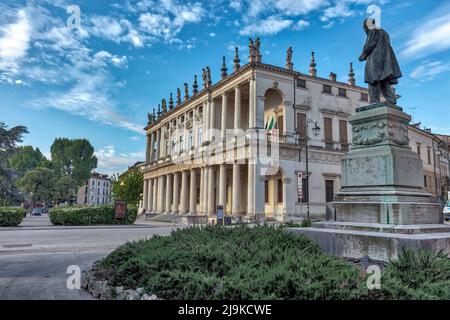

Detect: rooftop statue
359,18,402,105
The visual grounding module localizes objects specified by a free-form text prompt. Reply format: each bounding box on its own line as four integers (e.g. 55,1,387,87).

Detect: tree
8,146,48,177
111,167,143,206
0,122,28,205
53,176,77,204
50,138,98,187
17,167,56,205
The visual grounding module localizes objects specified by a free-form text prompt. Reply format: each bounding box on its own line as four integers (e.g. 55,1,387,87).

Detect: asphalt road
0,216,174,300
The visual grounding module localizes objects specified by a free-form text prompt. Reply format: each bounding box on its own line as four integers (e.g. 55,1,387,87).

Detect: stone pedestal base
333,103,442,224
286,223,450,262
292,103,448,262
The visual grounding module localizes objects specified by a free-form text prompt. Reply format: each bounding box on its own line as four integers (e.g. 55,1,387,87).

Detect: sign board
216,205,224,220
297,172,303,198
115,200,127,219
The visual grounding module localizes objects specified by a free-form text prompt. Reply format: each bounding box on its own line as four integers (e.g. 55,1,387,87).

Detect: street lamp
296,119,321,221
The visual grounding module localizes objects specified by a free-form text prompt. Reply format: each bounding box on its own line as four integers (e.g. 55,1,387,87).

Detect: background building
140,41,450,222
76,172,112,206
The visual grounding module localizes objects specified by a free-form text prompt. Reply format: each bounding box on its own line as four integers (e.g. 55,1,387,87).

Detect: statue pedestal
286,103,449,262
335,103,442,224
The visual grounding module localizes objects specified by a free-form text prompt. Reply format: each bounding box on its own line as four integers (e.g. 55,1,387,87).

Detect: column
207,166,215,215
147,178,153,212
232,164,241,214
221,93,228,139
247,163,255,214
219,164,227,207
248,78,255,129
149,133,155,161
155,129,161,160
180,170,188,214
203,167,209,214
143,179,148,210
160,175,166,212
234,85,241,130
209,100,216,140
233,85,242,215
172,172,180,213
165,174,172,214
189,169,197,214
204,101,209,143
199,168,205,214
152,176,158,212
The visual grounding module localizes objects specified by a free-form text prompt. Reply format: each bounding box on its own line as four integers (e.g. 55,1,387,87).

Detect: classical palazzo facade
139,41,377,222
140,42,450,221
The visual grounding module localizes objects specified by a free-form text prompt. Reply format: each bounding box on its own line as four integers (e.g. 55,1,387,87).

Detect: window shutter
324,117,333,142
339,120,348,144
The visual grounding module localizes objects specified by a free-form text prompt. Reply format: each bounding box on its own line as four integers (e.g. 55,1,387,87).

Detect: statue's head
363,18,376,33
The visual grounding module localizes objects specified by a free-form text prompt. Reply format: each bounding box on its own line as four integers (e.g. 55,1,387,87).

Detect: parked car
32,207,43,216
444,200,450,221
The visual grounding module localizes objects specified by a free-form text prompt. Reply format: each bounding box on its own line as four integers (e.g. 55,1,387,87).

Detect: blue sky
1,0,449,175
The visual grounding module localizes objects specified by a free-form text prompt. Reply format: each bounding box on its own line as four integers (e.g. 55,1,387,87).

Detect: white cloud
239,16,293,36
129,136,140,141
400,12,450,60
293,20,310,30
138,2,204,43
0,9,31,83
320,1,354,22
28,73,143,134
94,50,128,68
95,144,145,175
410,60,450,82
209,32,216,37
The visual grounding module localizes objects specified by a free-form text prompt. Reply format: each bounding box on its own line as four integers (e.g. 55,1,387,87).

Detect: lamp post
296,119,321,221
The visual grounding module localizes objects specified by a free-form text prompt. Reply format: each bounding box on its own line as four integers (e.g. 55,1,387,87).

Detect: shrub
0,207,25,227
49,205,137,226
97,225,368,299
365,248,450,300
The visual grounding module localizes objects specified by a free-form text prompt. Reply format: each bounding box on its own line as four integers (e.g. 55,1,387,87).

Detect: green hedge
0,207,25,227
98,225,367,299
95,225,450,300
49,205,137,226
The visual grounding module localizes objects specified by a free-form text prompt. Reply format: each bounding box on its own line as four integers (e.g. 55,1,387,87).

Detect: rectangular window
297,113,307,141
417,144,421,160
277,179,283,203
323,84,332,94
338,88,347,97
197,127,203,146
297,79,306,88
264,180,269,203
361,93,369,101
171,139,176,152
339,120,348,150
188,130,193,150
325,180,334,202
427,148,431,164
424,175,427,187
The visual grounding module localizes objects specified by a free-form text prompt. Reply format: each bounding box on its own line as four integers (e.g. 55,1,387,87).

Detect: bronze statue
359,18,402,105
